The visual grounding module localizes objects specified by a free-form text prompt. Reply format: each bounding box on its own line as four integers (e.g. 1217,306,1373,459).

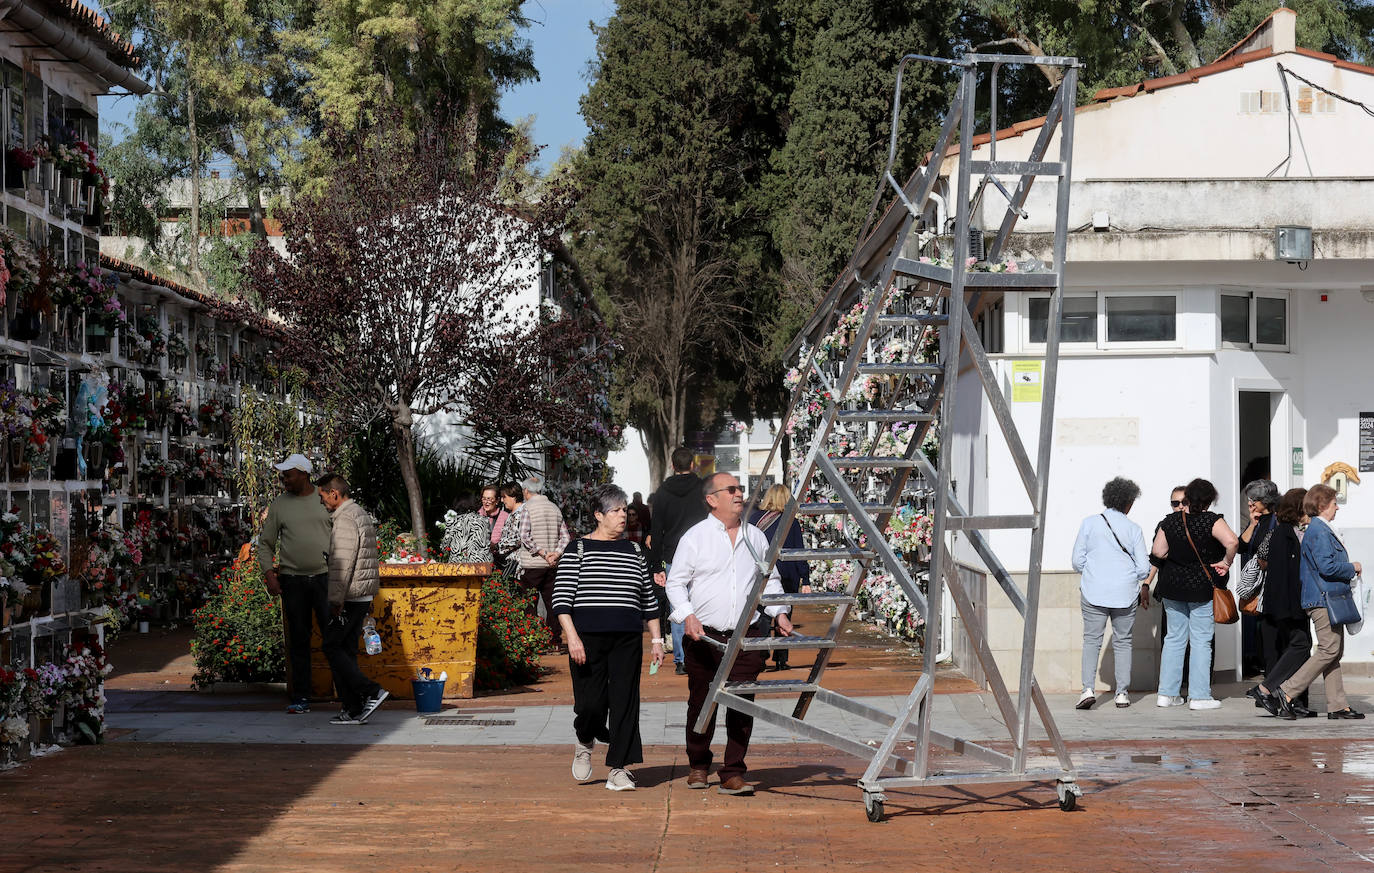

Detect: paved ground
5,611,1374,873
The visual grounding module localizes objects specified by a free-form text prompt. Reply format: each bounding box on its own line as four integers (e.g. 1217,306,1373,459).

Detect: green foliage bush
475,572,550,691
346,420,487,530
190,559,286,687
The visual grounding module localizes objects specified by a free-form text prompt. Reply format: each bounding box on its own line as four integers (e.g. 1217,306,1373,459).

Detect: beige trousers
1279,606,1346,712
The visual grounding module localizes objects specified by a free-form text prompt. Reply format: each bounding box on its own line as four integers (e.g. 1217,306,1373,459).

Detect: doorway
1231,389,1289,681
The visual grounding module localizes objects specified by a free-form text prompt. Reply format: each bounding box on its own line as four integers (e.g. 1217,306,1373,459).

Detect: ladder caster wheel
864,794,885,823
1056,782,1079,812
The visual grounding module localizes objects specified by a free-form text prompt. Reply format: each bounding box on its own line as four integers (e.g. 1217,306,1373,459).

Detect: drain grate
424,717,516,726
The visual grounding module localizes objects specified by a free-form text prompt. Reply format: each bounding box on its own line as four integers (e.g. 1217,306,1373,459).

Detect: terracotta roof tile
39,0,140,67
1295,47,1341,63
1333,58,1374,75
100,254,273,336
1092,83,1140,101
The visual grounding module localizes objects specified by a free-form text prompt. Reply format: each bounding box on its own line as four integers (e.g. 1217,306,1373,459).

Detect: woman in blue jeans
1150,478,1239,710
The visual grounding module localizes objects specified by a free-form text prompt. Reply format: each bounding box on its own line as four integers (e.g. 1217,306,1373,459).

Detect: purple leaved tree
246,112,568,538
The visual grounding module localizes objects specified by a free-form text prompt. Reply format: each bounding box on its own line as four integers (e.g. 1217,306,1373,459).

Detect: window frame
1217,287,1290,352
1022,289,1183,351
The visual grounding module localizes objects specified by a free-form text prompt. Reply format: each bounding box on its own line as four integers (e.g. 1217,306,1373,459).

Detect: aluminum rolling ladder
695,52,1083,821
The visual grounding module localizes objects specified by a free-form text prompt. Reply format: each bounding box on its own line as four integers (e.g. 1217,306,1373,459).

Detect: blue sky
97,0,614,172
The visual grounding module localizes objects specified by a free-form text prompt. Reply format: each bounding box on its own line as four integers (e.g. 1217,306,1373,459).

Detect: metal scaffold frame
694,52,1082,821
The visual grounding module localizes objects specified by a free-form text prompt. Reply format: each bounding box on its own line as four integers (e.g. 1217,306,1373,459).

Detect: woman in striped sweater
553,485,665,791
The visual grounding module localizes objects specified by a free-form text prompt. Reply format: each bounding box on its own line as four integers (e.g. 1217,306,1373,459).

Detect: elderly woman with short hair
552,485,665,790
1272,484,1365,720
1071,477,1151,709
1151,478,1239,709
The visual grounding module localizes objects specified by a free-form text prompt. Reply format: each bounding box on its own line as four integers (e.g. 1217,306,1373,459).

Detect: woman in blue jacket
1273,484,1364,720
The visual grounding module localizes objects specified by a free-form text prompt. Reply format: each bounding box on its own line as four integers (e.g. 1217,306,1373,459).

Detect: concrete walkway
106,678,1374,748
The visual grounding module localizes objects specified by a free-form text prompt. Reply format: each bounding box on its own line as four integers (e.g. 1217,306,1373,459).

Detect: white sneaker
1074,689,1095,710
605,768,636,791
572,740,594,781
1156,695,1185,707
1188,698,1222,710
1114,692,1130,708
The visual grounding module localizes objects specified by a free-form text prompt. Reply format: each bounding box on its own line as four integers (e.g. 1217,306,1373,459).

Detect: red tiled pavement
3,739,1372,872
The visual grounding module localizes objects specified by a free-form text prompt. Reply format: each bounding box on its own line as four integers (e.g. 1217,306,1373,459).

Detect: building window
1220,294,1250,344
1219,290,1288,350
975,296,1004,353
1255,295,1287,346
1026,291,1181,349
1027,296,1095,344
1105,295,1176,342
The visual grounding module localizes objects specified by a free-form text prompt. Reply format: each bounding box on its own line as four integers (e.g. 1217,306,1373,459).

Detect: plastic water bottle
363,617,382,655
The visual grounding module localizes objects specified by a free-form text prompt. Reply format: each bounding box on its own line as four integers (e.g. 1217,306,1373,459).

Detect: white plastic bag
1345,574,1365,636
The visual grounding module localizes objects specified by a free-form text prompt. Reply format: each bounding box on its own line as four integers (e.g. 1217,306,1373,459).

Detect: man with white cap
258,453,333,713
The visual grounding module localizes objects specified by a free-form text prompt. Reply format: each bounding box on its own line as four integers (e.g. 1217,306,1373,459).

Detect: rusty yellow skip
306,562,490,700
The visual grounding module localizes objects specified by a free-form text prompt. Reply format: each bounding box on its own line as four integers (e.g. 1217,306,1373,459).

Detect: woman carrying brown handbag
1150,478,1239,710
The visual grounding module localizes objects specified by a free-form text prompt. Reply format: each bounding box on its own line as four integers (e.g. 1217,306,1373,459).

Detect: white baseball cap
273,453,314,474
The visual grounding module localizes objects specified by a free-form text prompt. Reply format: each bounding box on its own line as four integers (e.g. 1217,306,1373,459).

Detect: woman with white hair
1071,477,1151,709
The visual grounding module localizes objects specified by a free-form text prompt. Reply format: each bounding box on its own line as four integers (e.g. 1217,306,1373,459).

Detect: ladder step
741,633,835,651
778,548,875,561
796,502,894,516
855,363,942,376
945,514,1038,530
968,159,1065,176
760,592,858,607
827,456,923,469
836,410,934,423
723,679,819,695
877,314,947,327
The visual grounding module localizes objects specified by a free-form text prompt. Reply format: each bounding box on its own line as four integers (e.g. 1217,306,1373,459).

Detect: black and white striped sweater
551,538,657,633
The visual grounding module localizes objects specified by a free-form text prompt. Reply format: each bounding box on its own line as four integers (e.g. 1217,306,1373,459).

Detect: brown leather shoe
686,768,710,789
717,774,755,795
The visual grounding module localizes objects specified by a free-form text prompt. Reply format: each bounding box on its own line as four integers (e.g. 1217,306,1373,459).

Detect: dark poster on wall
1359,412,1374,472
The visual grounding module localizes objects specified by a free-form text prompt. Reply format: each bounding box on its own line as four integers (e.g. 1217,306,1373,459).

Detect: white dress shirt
1071,508,1150,608
666,515,786,631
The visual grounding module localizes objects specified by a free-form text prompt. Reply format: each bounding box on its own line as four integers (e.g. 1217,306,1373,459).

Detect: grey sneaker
330,712,362,725
605,768,636,791
573,740,594,781
357,688,390,723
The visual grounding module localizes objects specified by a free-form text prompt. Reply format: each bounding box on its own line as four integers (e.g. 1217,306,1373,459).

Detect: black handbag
1322,581,1361,627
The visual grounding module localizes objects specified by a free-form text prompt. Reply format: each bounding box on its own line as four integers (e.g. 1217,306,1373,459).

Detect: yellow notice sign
1011,360,1043,402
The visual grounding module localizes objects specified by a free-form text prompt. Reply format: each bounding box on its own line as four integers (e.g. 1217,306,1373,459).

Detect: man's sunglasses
711,485,744,495
1169,500,1183,507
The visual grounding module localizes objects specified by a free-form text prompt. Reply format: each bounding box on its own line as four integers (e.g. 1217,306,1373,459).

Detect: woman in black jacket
1248,488,1316,716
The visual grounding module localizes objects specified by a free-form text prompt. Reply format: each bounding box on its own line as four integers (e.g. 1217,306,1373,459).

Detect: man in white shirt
666,472,793,796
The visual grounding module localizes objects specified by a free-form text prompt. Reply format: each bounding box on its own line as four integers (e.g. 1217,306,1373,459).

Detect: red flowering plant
190,559,285,687
24,386,65,462
474,571,550,691
24,527,66,591
7,145,35,171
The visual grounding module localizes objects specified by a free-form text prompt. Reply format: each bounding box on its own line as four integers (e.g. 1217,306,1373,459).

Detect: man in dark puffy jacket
317,473,387,725
649,447,706,674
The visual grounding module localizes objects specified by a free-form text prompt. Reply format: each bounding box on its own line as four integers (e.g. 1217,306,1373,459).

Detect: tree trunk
186,73,202,282
391,410,427,541
641,427,666,489
245,167,268,238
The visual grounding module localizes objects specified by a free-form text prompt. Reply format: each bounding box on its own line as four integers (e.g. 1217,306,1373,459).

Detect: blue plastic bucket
411,678,446,713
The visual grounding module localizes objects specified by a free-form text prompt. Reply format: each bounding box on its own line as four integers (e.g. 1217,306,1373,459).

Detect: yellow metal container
306,562,489,700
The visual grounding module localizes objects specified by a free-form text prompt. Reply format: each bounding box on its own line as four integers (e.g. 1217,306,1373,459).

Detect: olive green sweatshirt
257,489,332,576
